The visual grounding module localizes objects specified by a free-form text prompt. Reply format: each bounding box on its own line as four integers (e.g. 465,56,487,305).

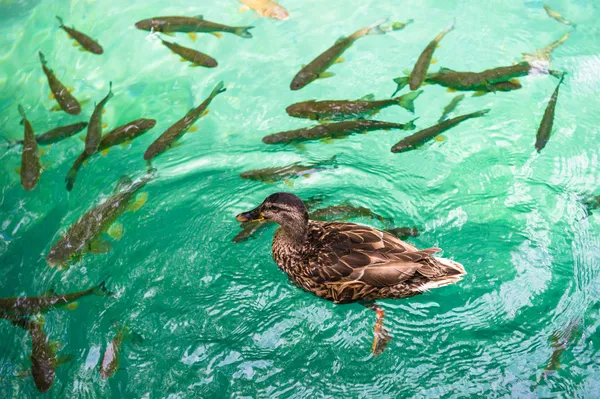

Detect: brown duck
236,193,466,356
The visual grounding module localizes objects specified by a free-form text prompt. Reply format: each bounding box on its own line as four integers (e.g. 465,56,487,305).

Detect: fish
18,106,41,191
522,32,570,69
39,51,81,115
543,5,576,28
391,109,490,153
0,281,111,320
85,82,114,156
392,62,560,95
56,16,103,54
286,91,422,121
385,226,419,240
239,156,337,182
310,204,392,224
12,318,72,393
9,122,88,147
135,16,254,38
47,176,150,268
99,323,143,379
438,94,465,123
535,74,565,152
144,81,225,161
66,119,156,191
238,0,289,20
262,119,417,145
160,39,218,68
539,320,580,380
409,20,454,91
290,19,412,90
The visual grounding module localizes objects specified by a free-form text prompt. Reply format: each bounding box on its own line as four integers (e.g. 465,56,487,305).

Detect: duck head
236,193,309,241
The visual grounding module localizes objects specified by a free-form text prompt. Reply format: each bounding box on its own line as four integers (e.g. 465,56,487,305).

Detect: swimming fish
160,39,218,68
286,91,422,121
522,32,570,68
144,81,225,161
409,20,454,91
0,281,111,320
66,119,156,191
135,16,254,38
56,16,103,54
238,0,289,20
543,5,576,28
540,320,580,380
85,82,113,156
438,94,465,123
290,19,412,90
39,51,81,115
99,323,143,379
10,122,88,147
262,119,417,145
18,106,41,191
12,318,72,393
239,156,337,182
535,74,564,153
385,226,420,240
310,204,392,224
391,109,489,153
47,176,150,268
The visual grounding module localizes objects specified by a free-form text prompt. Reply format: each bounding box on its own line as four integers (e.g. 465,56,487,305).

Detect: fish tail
470,108,491,118
2,136,17,148
38,51,47,66
395,90,423,113
435,19,455,42
18,105,26,120
364,19,388,36
404,117,419,130
93,280,114,297
319,155,338,168
391,76,409,97
56,16,64,27
107,81,114,99
234,26,254,38
209,81,226,98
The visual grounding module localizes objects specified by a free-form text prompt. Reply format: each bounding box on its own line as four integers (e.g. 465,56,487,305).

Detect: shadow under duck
236,193,465,356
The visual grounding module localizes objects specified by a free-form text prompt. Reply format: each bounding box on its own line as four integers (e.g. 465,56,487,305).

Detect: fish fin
360,93,375,101
434,135,445,142
56,354,74,366
334,57,345,64
284,179,294,187
365,19,388,36
42,162,51,171
43,289,57,296
50,104,62,111
120,140,132,148
320,137,334,144
202,109,210,117
431,58,438,64
318,72,335,79
318,119,333,124
438,67,455,74
101,148,110,156
446,87,457,93
404,117,419,130
163,32,175,37
72,42,80,47
195,15,204,20
102,108,106,115
67,87,74,93
93,280,114,297
49,93,55,100
391,76,409,97
472,91,487,97
89,238,112,254
14,166,21,175
509,78,520,84
107,222,124,241
187,32,197,41
436,43,440,48
62,302,79,311
15,369,31,379
233,26,253,38
180,58,189,62
78,47,88,52
49,341,64,352
291,143,307,152
388,19,413,32
83,159,88,166
239,5,250,12
188,125,199,133
302,174,311,178
79,135,86,142
129,192,148,212
396,90,423,113
102,123,108,129
210,32,223,38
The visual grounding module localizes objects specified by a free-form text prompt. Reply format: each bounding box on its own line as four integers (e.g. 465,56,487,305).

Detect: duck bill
236,208,264,223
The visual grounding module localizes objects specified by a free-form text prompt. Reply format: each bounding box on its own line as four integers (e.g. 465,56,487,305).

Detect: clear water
1,0,600,397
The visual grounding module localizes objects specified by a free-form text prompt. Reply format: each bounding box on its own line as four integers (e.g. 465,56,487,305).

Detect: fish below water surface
39,51,81,115
239,156,337,183
160,39,217,67
9,122,88,147
290,19,412,90
535,75,565,152
47,176,149,267
18,106,41,191
135,15,254,38
262,119,417,144
56,16,103,54
238,0,289,20
85,83,114,156
286,91,422,121
99,323,143,379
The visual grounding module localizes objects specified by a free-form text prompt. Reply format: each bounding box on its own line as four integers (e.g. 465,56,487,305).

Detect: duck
236,192,466,356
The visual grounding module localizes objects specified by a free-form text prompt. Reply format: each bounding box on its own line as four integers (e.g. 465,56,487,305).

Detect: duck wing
308,222,446,287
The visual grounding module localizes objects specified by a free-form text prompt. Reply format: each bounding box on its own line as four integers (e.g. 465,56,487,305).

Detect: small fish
310,204,392,224
99,323,143,379
144,81,225,161
12,318,72,392
160,39,217,68
522,32,570,68
39,52,81,115
409,20,454,91
240,156,337,182
0,281,111,320
18,106,41,191
385,226,419,240
535,74,565,152
543,5,576,28
262,119,417,145
238,0,289,20
85,83,114,156
135,15,253,38
438,94,465,123
391,109,489,153
539,320,580,380
66,119,156,191
47,176,150,267
290,19,412,90
56,16,103,54
286,91,422,121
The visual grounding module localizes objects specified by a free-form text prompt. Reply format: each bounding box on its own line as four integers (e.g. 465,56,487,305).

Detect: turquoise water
1,0,600,396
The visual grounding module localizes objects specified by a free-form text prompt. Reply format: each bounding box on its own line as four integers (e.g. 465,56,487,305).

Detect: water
1,0,600,397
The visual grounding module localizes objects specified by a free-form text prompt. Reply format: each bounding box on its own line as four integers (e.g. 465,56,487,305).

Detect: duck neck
278,219,308,251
